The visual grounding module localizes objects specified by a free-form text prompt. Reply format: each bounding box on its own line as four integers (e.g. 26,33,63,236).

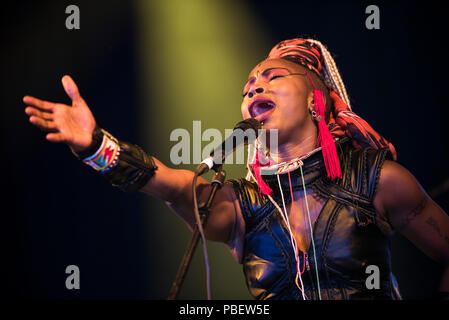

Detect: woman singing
23,38,449,300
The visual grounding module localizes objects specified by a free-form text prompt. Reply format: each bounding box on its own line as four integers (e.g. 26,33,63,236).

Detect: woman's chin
261,119,280,133
259,122,279,144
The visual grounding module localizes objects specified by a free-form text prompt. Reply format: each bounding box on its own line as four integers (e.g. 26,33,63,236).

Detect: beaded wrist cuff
82,129,120,173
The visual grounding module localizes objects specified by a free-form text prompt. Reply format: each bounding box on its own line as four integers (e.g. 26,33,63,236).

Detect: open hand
24,75,96,153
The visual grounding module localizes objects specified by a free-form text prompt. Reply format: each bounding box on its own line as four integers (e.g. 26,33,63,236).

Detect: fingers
28,115,58,132
25,107,67,144
23,95,56,112
46,132,66,143
25,106,53,121
61,75,82,103
25,105,56,131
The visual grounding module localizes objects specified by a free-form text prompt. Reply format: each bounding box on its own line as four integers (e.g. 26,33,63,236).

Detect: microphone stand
167,169,226,300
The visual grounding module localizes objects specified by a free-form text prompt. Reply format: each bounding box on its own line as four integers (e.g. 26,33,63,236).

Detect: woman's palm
24,75,96,152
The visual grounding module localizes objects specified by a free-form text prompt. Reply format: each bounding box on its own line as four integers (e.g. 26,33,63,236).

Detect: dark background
1,0,448,299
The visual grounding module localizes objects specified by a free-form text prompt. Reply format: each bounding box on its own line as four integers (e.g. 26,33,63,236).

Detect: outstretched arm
374,160,449,294
24,75,240,244
139,159,242,243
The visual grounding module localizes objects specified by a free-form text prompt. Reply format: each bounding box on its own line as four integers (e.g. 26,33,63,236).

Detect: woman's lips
249,99,276,122
255,107,275,123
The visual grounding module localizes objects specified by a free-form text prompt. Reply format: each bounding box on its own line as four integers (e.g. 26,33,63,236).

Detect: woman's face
241,58,314,145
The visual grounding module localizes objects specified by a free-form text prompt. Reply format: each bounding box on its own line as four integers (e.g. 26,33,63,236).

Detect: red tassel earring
306,72,342,180
251,148,274,197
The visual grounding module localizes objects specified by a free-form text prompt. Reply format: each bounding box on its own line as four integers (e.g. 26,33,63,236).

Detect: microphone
195,118,262,176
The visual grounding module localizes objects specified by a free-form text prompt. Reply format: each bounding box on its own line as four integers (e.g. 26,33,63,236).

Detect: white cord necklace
245,143,324,300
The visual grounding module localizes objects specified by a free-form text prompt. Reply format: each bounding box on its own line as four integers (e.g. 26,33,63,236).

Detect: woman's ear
307,91,315,113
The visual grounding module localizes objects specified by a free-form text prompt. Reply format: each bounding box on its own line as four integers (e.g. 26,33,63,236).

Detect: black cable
192,172,212,300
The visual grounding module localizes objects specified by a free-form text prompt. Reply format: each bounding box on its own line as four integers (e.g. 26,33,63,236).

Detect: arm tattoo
426,217,442,236
396,197,427,230
426,216,449,246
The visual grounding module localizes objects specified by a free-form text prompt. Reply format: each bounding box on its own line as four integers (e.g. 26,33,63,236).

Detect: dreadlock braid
306,39,352,110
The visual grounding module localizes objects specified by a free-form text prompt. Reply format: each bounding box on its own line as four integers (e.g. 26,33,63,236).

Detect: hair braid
307,39,352,110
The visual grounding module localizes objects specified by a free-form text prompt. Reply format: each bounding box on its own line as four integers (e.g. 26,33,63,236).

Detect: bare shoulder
373,160,428,228
374,160,449,265
376,160,425,194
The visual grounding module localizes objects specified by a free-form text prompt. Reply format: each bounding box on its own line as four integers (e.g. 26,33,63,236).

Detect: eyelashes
242,75,284,97
269,75,283,80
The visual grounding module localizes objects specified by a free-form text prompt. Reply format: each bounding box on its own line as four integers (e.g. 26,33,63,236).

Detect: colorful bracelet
82,129,120,173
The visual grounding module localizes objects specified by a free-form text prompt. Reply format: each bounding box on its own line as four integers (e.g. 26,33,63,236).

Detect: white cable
268,193,307,300
248,166,307,299
299,165,321,300
276,175,307,300
247,161,308,299
276,175,298,254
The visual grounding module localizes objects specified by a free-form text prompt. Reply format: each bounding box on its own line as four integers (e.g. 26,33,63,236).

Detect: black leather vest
229,139,402,300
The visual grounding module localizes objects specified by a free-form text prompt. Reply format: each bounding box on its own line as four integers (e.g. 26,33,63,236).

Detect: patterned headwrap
267,38,323,76
266,38,396,157
251,38,397,196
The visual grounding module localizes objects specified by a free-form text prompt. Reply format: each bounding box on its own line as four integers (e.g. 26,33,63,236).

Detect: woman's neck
268,133,317,163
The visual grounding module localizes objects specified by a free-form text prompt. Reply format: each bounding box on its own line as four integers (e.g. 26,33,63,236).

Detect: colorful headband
267,39,323,76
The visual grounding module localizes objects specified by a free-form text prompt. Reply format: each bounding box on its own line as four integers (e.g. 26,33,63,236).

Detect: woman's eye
242,92,248,97
270,75,283,81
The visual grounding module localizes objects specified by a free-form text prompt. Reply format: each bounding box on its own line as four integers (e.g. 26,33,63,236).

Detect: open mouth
249,99,276,122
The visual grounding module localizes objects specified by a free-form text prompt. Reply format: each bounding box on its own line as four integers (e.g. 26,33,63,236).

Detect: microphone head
233,118,262,133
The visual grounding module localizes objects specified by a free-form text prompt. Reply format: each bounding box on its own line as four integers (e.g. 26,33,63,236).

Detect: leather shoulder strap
227,178,274,233
339,144,393,201
314,144,393,227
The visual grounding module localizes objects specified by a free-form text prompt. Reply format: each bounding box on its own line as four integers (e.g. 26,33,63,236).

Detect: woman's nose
248,87,264,99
